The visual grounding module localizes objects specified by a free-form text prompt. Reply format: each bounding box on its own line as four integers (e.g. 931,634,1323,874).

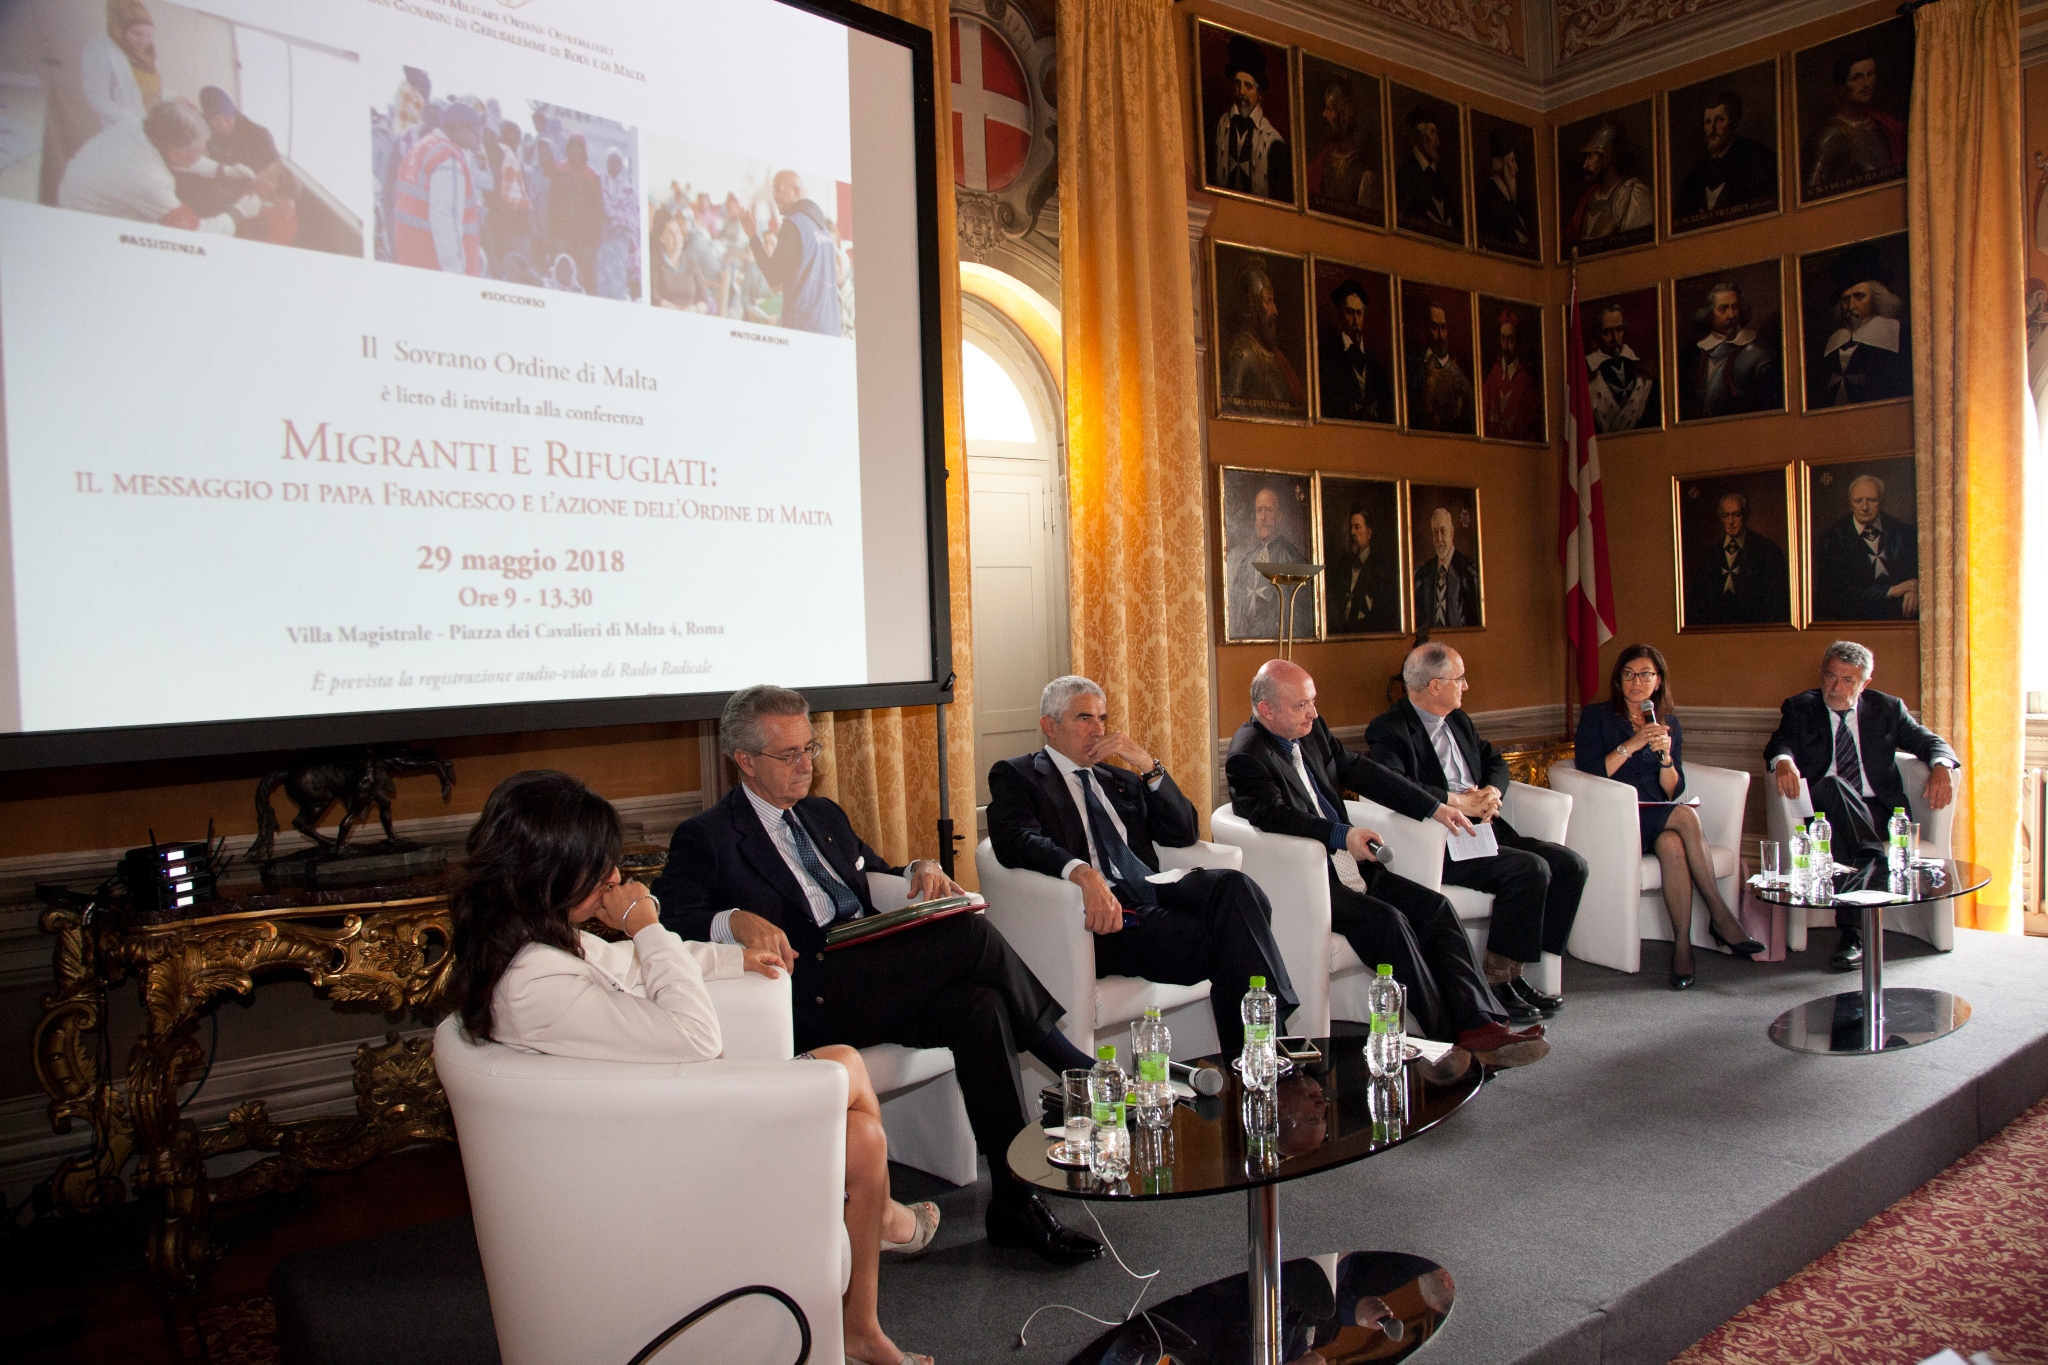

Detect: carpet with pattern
1673,1095,2048,1365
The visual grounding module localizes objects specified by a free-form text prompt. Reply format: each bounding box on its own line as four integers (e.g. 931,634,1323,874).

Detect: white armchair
434,970,849,1365
856,871,978,1185
1549,760,1749,974
1213,785,1568,1036
1764,755,1958,952
975,838,1242,1068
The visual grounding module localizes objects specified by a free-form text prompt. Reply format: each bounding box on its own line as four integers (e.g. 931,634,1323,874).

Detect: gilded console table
33,877,456,1299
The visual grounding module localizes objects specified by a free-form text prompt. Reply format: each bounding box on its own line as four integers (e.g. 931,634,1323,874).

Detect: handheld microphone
1640,696,1657,726
1364,836,1394,868
1170,1060,1226,1096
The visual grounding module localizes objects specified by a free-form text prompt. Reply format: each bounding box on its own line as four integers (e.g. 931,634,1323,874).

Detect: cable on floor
1015,1205,1162,1358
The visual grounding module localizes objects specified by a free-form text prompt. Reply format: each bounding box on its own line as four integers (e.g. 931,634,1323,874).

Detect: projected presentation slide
0,0,932,739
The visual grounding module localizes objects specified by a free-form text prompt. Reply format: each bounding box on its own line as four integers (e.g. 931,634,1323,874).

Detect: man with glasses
1366,644,1586,1021
654,685,1106,1264
1765,641,1957,970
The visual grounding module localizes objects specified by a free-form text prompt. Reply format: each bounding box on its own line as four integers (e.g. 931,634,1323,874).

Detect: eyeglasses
1620,669,1661,683
1436,674,1469,688
752,740,825,765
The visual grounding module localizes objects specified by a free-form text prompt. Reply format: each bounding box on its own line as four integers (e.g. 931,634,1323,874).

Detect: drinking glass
1907,822,1923,864
1059,1069,1094,1164
1759,840,1782,884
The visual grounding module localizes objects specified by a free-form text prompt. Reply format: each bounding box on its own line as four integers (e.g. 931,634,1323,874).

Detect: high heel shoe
1668,969,1695,990
1709,922,1765,957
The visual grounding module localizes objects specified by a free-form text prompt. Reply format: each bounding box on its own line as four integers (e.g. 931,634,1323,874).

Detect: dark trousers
1809,774,1895,929
821,913,1063,1194
1328,869,1503,1042
1092,868,1298,1056
1439,817,1588,964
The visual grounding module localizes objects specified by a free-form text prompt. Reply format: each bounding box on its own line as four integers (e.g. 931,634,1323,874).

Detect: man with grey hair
987,675,1297,1056
1813,245,1910,407
1765,643,1958,970
1366,645,1585,1022
656,684,1107,1263
1226,659,1548,1067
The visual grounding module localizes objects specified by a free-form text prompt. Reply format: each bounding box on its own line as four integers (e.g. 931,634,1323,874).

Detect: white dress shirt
1422,710,1475,793
1273,733,1370,894
709,785,863,942
1044,745,1163,881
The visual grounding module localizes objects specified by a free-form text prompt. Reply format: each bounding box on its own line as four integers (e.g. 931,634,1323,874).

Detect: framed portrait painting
1797,231,1911,413
1408,483,1484,631
1673,464,1798,631
1802,452,1919,626
1298,52,1385,228
1468,108,1541,262
1571,286,1664,435
1663,60,1781,236
1210,241,1310,423
1317,473,1406,637
1477,294,1547,445
1195,19,1298,209
1310,257,1397,426
1555,99,1657,261
1219,466,1319,643
1671,259,1786,424
1794,17,1913,206
1397,279,1477,437
1387,82,1465,246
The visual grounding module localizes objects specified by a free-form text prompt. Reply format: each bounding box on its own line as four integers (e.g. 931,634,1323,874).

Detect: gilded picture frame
1219,465,1322,644
1672,462,1801,632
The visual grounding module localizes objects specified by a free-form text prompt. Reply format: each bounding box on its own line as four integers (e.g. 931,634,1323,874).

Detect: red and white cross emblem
949,15,1032,192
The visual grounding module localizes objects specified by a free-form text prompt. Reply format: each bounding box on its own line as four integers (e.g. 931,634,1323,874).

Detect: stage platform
877,926,2048,1365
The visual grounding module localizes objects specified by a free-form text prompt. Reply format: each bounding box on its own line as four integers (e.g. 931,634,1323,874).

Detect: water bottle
1789,827,1812,902
1087,1044,1129,1181
1366,964,1404,1077
1368,1070,1408,1144
1242,1079,1278,1174
1887,807,1912,871
1240,975,1278,1087
1130,1007,1173,1129
1807,814,1833,905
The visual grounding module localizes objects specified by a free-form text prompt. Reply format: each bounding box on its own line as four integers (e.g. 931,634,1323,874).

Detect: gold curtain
1909,0,2026,932
813,0,977,885
1058,0,1215,822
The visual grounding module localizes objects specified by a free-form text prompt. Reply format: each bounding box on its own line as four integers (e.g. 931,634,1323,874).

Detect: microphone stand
934,671,961,878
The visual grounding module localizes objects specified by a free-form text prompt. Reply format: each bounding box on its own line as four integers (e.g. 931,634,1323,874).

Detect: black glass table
1752,858,1988,1055
1006,1039,1481,1365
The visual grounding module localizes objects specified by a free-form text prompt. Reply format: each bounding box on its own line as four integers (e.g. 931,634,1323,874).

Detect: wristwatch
1143,761,1166,782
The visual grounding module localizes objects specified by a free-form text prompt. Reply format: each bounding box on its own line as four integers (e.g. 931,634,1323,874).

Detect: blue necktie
783,810,863,922
1832,712,1865,792
1078,771,1158,910
1285,738,1346,824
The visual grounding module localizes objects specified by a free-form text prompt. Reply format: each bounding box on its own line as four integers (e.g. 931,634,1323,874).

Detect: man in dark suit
1686,491,1791,625
1415,505,1481,628
1224,659,1548,1068
1365,644,1586,1023
1317,278,1394,424
1765,641,1958,970
987,675,1296,1055
1814,475,1918,621
655,685,1104,1264
1672,89,1777,228
1331,502,1401,634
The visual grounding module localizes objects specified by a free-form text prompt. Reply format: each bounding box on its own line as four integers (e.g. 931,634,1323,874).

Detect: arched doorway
961,274,1067,812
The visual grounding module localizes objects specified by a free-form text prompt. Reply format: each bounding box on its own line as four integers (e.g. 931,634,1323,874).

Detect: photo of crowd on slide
646,132,854,338
0,0,362,255
373,66,640,301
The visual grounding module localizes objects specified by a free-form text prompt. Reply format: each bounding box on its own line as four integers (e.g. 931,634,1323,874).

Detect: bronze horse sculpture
248,747,455,864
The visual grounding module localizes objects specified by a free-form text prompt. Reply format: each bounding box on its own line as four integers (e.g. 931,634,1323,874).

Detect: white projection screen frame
0,0,950,770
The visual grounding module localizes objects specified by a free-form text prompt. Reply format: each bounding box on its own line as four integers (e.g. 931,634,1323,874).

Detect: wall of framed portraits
1184,0,1930,739
1182,1,1564,735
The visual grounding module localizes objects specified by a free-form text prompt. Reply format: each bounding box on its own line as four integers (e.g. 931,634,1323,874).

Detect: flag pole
1565,249,1580,735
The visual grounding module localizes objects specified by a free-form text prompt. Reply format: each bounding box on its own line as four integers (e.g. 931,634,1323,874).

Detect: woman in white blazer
449,770,935,1365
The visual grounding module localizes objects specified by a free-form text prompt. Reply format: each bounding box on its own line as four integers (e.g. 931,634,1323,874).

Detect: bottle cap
1376,964,1394,976
1249,975,1266,989
1143,1007,1161,1018
1097,1044,1116,1060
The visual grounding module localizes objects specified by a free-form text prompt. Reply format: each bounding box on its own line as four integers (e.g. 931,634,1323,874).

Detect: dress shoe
1709,923,1765,957
1456,1022,1550,1068
1491,983,1542,1025
1668,970,1695,990
1507,977,1563,1016
1830,932,1864,973
986,1193,1103,1264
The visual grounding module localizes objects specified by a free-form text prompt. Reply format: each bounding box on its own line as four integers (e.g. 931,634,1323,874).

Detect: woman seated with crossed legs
1574,646,1763,989
448,770,936,1365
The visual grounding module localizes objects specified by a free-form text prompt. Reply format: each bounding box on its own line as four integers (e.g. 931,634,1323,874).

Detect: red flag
1560,280,1616,705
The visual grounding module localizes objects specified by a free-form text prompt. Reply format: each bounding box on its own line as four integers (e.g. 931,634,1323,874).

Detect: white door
962,309,1067,808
